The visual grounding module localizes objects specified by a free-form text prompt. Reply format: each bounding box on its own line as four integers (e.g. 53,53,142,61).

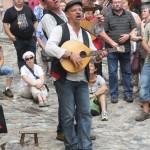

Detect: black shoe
56,131,64,141
135,111,150,121
3,88,13,97
124,96,133,103
90,134,96,140
111,96,118,103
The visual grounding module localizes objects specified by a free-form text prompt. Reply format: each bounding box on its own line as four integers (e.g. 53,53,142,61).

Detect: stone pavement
0,33,150,150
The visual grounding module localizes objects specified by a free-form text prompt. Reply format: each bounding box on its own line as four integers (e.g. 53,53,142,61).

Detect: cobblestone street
0,33,150,150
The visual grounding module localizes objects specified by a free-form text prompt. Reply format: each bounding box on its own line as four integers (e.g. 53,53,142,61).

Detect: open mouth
76,15,82,20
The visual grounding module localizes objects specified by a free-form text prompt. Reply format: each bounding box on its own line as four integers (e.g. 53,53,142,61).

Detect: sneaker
111,96,118,103
124,96,133,103
3,88,13,97
135,111,150,122
56,131,64,141
101,111,109,121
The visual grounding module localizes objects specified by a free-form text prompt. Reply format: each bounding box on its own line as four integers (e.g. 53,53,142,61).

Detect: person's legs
26,37,37,63
74,81,92,150
20,86,33,99
54,80,77,150
107,53,119,101
98,94,108,121
0,66,14,97
119,52,133,100
135,63,150,121
13,38,37,70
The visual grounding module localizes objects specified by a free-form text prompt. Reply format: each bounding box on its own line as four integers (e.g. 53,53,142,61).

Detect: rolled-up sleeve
45,26,66,59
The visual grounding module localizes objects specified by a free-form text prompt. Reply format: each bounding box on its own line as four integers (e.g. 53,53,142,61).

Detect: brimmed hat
22,51,35,60
64,0,83,12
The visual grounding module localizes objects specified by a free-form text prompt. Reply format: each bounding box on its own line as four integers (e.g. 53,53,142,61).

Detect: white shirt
20,64,44,91
46,23,97,81
40,10,68,38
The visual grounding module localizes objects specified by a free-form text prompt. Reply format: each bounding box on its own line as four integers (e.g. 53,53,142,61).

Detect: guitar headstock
104,0,111,7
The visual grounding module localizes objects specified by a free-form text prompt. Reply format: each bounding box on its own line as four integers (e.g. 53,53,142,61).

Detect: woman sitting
88,63,108,121
20,51,49,107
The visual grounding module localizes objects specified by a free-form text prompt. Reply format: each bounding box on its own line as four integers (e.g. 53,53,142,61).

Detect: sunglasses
25,56,34,61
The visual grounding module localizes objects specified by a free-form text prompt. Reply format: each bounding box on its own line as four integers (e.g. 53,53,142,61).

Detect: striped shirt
104,9,136,52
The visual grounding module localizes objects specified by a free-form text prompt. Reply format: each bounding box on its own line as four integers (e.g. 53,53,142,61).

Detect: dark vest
51,23,90,83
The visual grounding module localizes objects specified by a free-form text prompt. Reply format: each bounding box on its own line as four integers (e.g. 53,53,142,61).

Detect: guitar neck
86,47,123,58
87,2,110,33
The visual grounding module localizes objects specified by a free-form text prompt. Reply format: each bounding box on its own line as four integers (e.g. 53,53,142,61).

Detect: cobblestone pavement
0,33,150,150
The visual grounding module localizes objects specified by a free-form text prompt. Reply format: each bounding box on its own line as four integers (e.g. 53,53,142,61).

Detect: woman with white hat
20,51,49,107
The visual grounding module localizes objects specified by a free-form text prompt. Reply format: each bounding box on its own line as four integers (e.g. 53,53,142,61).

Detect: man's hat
64,0,83,12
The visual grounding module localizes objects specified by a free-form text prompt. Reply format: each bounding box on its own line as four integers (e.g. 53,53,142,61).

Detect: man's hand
97,14,104,25
70,53,82,67
110,41,119,48
63,50,72,59
96,50,108,61
9,35,16,42
119,34,130,44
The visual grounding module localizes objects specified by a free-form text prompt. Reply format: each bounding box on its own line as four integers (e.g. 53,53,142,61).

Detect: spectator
3,0,38,70
103,0,136,103
41,0,67,141
130,4,150,93
20,51,49,107
0,45,13,98
60,1,66,11
135,22,150,121
89,63,108,121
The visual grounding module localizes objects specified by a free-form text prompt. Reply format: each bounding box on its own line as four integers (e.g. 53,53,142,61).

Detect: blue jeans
54,80,92,150
13,37,36,70
107,52,132,97
0,66,13,77
139,63,150,101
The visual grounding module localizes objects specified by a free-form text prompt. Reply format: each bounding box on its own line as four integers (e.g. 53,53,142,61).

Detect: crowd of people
0,0,150,149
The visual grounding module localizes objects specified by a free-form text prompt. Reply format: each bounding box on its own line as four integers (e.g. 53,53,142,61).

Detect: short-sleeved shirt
143,22,150,63
20,64,44,91
89,75,106,94
33,5,43,22
104,9,136,52
3,6,37,39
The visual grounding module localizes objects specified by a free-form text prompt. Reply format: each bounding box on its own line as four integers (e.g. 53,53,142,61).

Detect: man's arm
142,39,150,53
99,31,118,48
3,23,16,42
41,14,57,38
33,21,38,32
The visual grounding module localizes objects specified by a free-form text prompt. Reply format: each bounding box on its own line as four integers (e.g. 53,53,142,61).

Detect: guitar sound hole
80,51,87,58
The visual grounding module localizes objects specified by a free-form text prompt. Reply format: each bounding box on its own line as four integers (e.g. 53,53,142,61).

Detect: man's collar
112,9,125,16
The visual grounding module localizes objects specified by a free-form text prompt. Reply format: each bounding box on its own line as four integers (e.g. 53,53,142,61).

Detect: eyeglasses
25,56,34,61
69,8,83,12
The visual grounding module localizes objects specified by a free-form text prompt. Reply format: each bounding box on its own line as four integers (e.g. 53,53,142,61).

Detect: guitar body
61,40,92,73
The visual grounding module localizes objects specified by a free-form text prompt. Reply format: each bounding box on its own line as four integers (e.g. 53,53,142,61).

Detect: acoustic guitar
60,40,124,73
80,0,111,39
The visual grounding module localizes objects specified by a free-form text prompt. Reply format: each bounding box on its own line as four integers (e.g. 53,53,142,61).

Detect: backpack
90,96,101,116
